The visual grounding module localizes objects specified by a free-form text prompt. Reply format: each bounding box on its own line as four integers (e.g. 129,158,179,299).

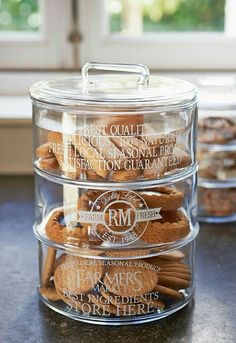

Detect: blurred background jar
197,77,236,222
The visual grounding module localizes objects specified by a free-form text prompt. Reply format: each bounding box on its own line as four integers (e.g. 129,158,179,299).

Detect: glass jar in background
197,77,236,222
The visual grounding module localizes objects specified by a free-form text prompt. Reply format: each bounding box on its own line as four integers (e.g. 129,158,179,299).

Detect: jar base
198,213,236,223
38,290,194,326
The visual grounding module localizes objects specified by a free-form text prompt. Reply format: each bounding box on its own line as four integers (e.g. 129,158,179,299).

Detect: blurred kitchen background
0,0,236,174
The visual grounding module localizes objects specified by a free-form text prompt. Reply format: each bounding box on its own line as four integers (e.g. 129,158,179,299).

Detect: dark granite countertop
0,176,235,343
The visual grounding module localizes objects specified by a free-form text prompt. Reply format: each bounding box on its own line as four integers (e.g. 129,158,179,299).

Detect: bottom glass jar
198,183,236,223
38,239,196,325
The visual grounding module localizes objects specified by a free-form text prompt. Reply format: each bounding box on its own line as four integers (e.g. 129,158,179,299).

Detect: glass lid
197,76,236,110
29,62,197,107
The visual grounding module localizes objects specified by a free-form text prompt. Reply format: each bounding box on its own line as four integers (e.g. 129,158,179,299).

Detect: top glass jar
30,62,198,186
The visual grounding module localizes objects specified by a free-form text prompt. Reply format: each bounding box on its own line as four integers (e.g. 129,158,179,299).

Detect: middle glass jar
34,170,198,254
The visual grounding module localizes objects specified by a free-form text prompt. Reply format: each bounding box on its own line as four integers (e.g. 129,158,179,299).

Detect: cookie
112,169,141,182
139,187,184,211
77,190,104,212
88,130,127,167
45,209,89,244
88,293,117,315
39,286,61,301
73,134,110,179
158,276,190,290
54,255,105,294
165,147,191,172
106,249,151,258
138,295,165,310
198,116,236,143
57,291,94,313
36,142,54,159
141,125,177,149
39,156,59,171
47,131,80,179
143,158,166,180
77,190,103,229
42,247,56,287
140,210,190,244
159,272,191,281
103,260,158,296
154,285,183,301
199,187,236,216
157,250,185,261
85,168,103,181
97,114,144,136
100,290,157,315
143,148,191,180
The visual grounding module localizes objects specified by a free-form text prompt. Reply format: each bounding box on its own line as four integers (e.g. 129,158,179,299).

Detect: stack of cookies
197,78,236,222
30,62,199,324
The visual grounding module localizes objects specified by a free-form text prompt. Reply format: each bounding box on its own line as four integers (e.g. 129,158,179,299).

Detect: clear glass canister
38,239,196,325
197,77,236,222
30,62,198,324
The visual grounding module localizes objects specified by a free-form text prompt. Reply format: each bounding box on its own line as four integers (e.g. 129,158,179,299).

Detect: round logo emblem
77,190,160,246
91,190,148,245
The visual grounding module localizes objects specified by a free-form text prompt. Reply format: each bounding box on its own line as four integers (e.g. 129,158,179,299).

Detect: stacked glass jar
197,77,236,222
30,62,199,325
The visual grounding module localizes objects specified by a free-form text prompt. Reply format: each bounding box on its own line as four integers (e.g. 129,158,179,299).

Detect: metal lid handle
82,62,150,87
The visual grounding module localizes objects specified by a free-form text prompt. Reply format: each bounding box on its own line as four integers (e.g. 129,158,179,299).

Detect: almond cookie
112,169,141,182
143,148,191,180
103,260,158,296
54,255,105,294
140,210,189,244
97,114,144,136
85,168,103,181
143,158,166,180
139,187,184,211
45,209,89,244
47,131,80,179
88,130,127,168
73,134,110,179
141,125,177,149
39,156,60,171
36,142,54,159
165,147,191,172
